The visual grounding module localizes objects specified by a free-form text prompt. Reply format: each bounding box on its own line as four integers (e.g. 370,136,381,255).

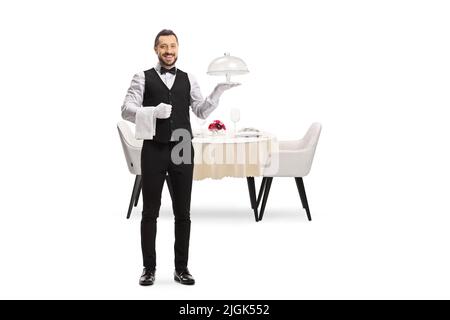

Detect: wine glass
230,108,240,137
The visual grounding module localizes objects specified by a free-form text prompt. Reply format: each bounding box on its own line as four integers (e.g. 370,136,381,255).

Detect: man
121,29,239,286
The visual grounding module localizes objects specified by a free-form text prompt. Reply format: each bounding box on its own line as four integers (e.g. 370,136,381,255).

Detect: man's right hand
154,103,172,119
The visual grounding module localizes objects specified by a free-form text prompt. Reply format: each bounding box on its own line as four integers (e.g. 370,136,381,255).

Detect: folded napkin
135,107,157,140
239,127,260,133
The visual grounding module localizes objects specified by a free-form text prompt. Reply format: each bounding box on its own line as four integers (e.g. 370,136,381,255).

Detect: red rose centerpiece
208,120,226,134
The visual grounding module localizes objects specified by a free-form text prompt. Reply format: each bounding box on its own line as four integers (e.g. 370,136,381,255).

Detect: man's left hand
213,82,241,94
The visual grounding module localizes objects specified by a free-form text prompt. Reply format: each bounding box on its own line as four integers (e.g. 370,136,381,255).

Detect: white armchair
257,122,322,221
117,121,173,219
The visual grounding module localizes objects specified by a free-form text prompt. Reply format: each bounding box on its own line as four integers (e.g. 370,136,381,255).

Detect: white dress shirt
121,63,221,140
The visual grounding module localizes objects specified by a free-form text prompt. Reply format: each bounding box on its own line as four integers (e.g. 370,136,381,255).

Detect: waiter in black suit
121,29,239,285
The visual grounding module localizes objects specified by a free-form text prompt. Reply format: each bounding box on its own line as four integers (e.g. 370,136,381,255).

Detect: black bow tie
160,67,176,75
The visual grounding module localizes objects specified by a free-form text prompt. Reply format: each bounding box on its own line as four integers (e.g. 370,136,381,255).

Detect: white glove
209,82,241,103
154,102,172,119
213,82,241,95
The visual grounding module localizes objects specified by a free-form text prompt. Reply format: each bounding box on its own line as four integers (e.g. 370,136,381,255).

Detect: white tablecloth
192,133,275,180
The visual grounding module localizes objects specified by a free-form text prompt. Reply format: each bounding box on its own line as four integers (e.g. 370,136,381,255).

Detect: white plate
236,131,261,137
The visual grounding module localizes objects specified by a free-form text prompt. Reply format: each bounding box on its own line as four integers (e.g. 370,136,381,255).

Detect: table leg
246,177,259,222
256,177,267,209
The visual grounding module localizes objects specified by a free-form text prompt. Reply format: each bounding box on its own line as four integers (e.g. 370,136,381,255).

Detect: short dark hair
154,29,178,48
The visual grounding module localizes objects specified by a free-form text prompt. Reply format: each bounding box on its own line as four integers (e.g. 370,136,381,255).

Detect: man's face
154,35,178,67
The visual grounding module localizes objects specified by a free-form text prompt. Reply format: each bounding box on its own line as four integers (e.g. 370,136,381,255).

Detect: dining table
192,131,276,221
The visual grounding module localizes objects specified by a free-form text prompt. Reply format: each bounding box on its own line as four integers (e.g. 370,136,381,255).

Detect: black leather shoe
139,268,155,286
174,268,195,285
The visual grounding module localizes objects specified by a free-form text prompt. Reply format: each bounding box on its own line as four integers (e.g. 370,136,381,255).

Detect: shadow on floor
124,206,310,222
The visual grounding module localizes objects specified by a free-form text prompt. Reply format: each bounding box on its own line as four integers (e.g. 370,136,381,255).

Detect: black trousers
140,139,194,271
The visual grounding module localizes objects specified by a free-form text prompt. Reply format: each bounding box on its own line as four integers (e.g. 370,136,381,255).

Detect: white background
1,0,450,299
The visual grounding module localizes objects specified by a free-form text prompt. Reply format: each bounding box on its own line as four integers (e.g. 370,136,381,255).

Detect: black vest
142,68,192,143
